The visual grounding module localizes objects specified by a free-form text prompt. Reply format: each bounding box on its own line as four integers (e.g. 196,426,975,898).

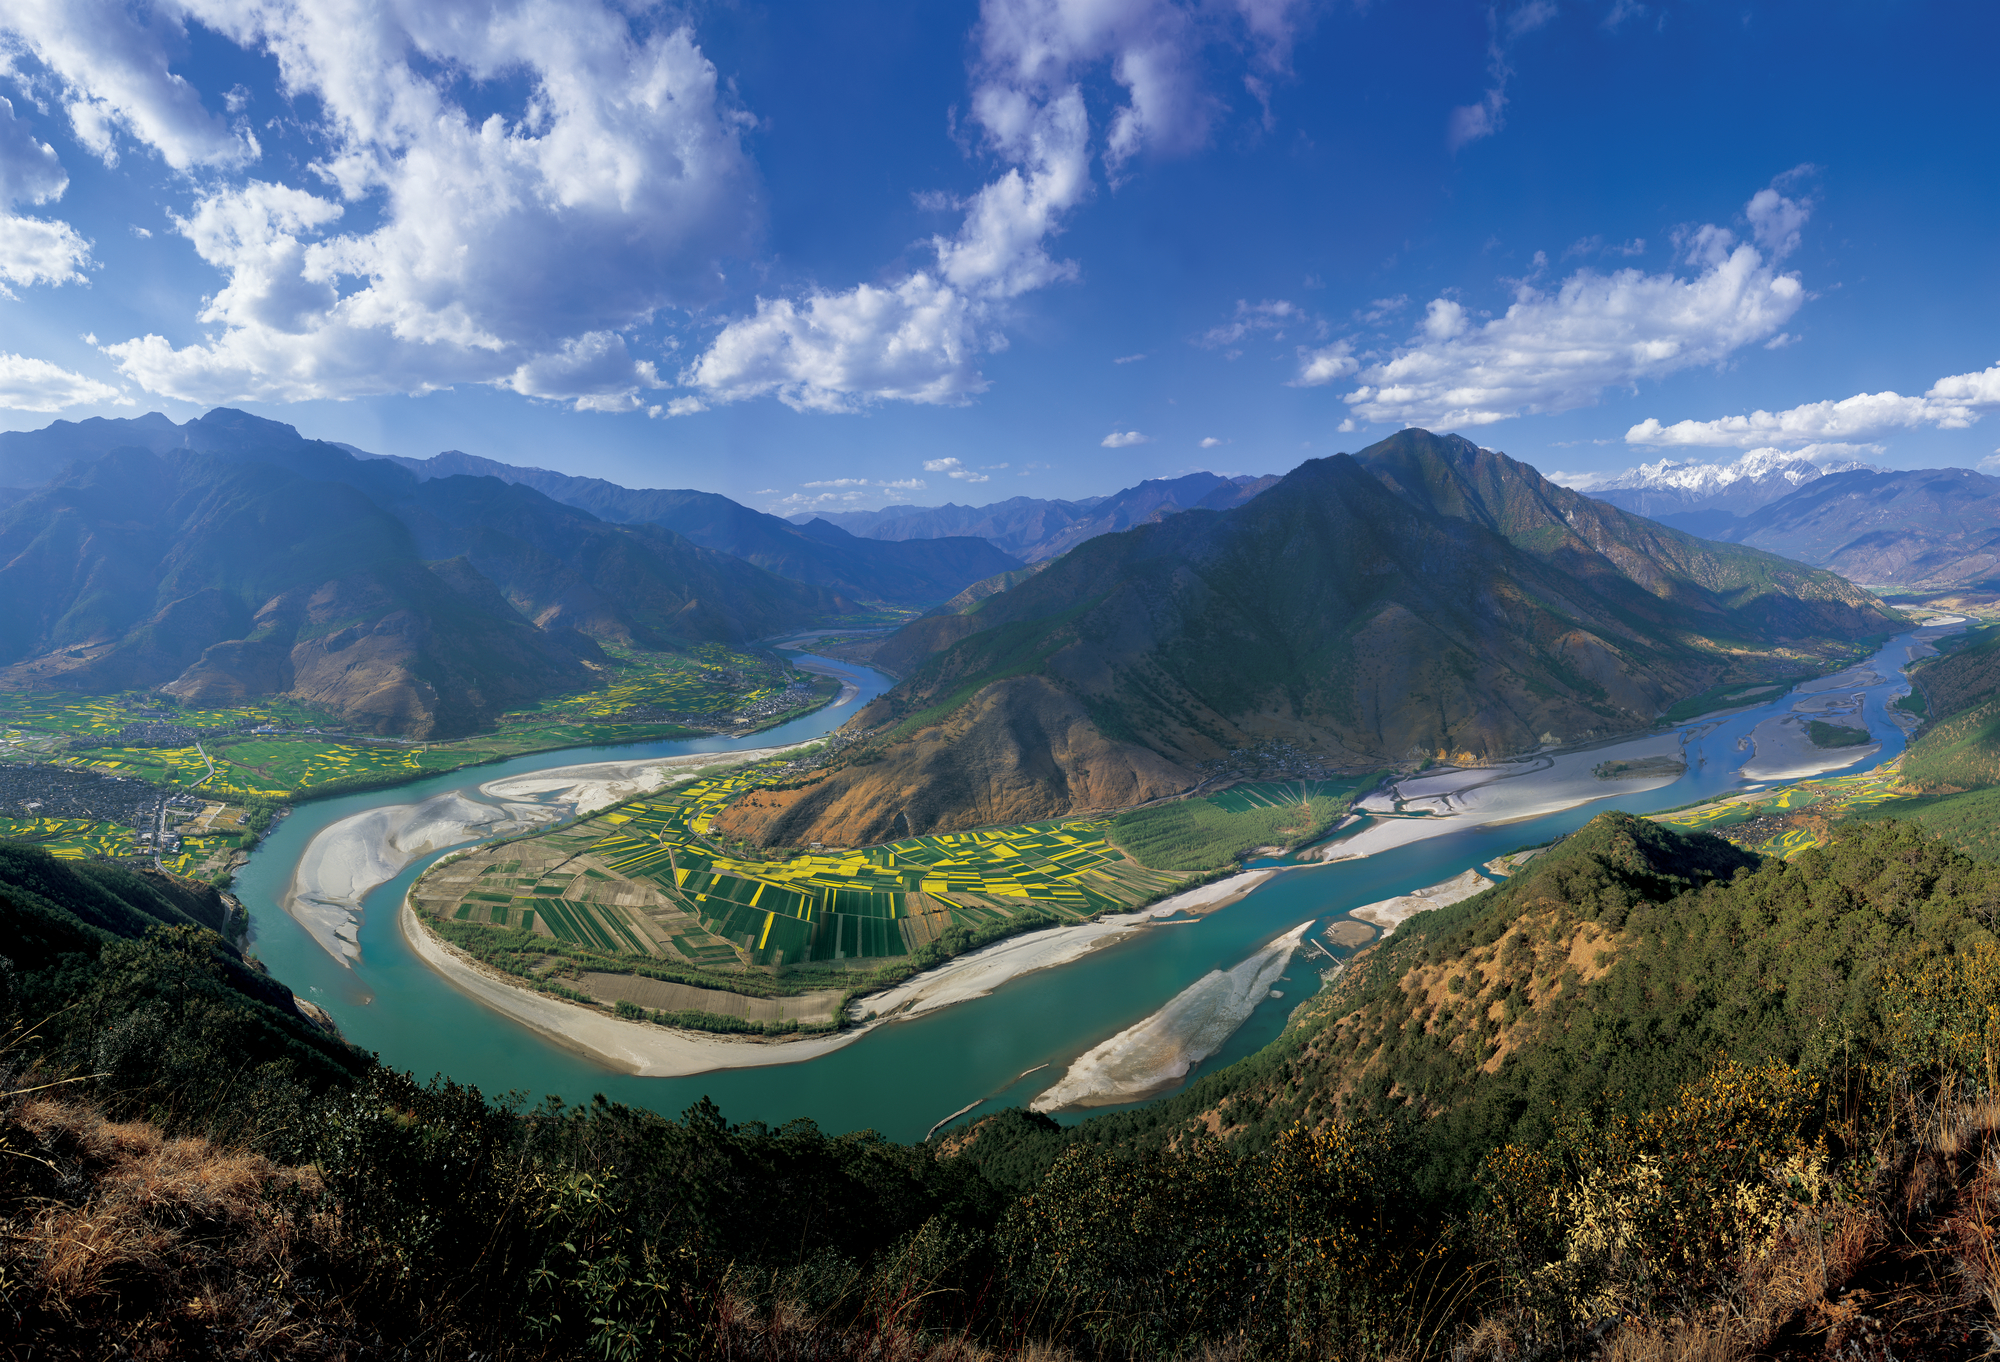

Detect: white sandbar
1317,731,1689,862
1740,693,1878,780
1347,868,1495,937
479,744,806,816
851,869,1282,1023
1031,920,1313,1111
286,792,562,964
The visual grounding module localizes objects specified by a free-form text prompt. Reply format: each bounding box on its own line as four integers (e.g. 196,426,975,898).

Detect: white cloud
1114,352,1147,363
684,0,1311,415
1199,435,1222,447
1336,417,1356,432
1101,429,1149,447
1626,363,2000,448
920,455,990,481
1336,182,1811,429
1200,297,1305,347
0,93,92,291
0,351,126,410
43,1,756,408
1294,339,1357,386
1980,452,2000,476
1,0,260,171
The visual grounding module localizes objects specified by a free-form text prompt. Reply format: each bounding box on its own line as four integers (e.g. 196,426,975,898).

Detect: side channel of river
235,629,1943,1144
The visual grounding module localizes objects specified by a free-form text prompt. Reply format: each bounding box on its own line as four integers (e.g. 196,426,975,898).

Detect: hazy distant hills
714,431,1898,848
0,410,853,736
1650,467,2000,591
800,471,1280,561
362,448,1021,607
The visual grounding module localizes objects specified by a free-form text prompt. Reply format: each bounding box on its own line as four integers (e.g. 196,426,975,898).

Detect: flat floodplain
408,760,1192,1015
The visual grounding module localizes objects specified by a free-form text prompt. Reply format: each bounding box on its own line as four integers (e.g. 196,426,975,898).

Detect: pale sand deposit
1741,695,1878,781
287,793,563,964
1347,868,1494,937
1318,731,1689,862
479,744,807,816
1031,921,1313,1111
400,900,864,1076
851,870,1283,1023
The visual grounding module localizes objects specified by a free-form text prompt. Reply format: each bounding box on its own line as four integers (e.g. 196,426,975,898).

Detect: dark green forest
9,809,2000,1358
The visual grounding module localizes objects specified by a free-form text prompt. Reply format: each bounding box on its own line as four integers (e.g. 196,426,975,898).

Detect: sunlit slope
719,431,1898,848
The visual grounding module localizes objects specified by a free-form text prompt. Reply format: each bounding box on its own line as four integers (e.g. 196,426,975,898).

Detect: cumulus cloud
1101,429,1149,447
2,0,259,170
0,93,92,291
1334,181,1812,429
1980,451,2000,475
683,0,1314,415
0,351,126,410
1199,435,1222,447
1626,363,2000,448
20,1,758,408
922,456,990,482
1294,339,1356,386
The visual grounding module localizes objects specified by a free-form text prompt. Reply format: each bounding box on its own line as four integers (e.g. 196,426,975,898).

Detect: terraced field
0,817,140,859
412,763,1190,974
1649,764,1912,859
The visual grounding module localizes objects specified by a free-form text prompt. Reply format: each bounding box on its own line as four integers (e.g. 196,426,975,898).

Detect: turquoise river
233,627,1945,1144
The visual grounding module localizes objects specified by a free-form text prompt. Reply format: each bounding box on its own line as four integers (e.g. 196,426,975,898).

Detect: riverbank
396,864,1284,1077
398,897,866,1076
286,745,811,965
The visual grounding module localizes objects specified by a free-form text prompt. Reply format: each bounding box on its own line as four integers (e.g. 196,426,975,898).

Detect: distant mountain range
796,471,1280,561
710,430,1899,848
0,410,855,736
355,449,1021,607
1570,449,1877,533
1677,467,2000,590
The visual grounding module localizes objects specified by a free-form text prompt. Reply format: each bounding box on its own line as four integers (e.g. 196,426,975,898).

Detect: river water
235,627,1947,1143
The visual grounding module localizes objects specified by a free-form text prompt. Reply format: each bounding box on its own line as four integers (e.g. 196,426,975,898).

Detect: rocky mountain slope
713,430,1898,848
0,411,852,736
802,471,1280,561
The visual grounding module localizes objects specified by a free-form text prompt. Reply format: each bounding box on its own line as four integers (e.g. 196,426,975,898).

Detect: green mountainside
12,814,2000,1357
0,411,854,736
719,430,1899,849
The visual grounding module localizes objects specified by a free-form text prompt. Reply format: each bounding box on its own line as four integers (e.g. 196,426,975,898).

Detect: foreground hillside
717,430,1897,848
10,814,2000,1358
0,410,853,736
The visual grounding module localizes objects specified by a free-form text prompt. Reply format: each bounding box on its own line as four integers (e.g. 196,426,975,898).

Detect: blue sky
2,0,1996,513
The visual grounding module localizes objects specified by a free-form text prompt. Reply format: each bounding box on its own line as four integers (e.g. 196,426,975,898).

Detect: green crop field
0,817,140,859
1110,778,1372,872
1808,720,1871,748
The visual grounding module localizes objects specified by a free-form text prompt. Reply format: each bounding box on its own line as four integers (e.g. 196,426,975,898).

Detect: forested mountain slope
0,411,851,736
717,430,1899,848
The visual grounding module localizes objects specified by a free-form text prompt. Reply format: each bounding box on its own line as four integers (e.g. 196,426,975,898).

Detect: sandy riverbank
1740,691,1878,780
1031,920,1314,1111
287,747,804,965
478,744,809,816
1346,868,1495,937
1317,729,1690,862
850,869,1283,1023
400,898,867,1076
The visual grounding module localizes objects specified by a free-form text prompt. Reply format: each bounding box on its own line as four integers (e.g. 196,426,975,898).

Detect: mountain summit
713,430,1898,848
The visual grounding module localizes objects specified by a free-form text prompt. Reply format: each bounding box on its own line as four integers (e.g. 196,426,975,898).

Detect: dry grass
0,1092,361,1360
